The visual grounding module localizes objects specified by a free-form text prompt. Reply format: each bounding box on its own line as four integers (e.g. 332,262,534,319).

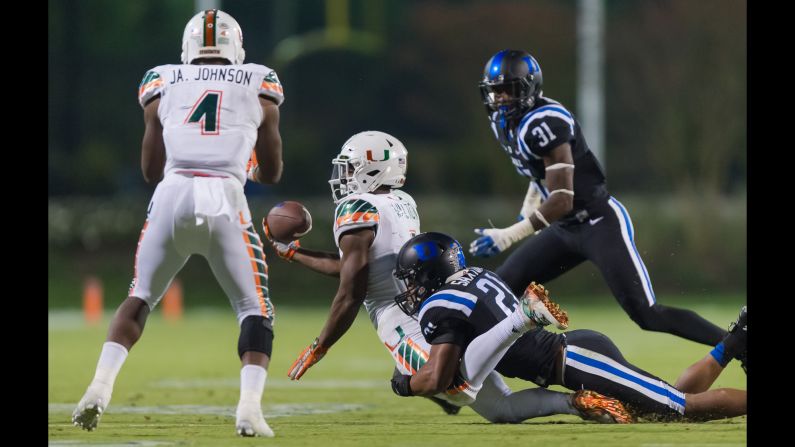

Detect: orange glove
287,338,328,380
262,220,300,262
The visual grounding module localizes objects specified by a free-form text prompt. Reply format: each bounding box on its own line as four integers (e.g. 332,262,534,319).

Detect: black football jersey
489,96,609,213
418,267,564,386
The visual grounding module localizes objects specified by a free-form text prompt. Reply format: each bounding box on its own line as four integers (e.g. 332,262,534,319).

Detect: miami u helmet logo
366,150,390,161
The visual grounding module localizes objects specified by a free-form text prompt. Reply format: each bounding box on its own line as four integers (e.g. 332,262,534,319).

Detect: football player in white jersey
73,10,283,437
264,131,628,423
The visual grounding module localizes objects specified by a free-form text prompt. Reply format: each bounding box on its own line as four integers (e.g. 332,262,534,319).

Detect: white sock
239,365,267,404
91,342,129,388
509,306,533,331
461,316,525,388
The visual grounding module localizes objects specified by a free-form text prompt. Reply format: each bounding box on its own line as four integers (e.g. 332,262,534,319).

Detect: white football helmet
329,131,408,203
181,9,245,65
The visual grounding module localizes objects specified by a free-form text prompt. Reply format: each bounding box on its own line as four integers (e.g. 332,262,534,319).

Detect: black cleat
426,396,462,415
725,306,747,373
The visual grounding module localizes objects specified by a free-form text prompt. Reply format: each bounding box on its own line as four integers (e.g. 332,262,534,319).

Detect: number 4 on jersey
185,90,223,135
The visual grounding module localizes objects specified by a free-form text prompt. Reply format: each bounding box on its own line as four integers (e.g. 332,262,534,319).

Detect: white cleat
72,383,112,431
235,401,274,438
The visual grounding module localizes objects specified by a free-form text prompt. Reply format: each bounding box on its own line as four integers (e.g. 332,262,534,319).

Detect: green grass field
49,297,746,446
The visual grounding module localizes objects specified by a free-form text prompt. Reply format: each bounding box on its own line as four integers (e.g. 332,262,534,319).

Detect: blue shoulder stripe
419,293,476,312
519,105,573,129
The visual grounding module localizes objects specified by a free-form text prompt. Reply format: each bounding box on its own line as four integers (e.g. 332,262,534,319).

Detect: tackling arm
405,343,463,396
141,97,166,184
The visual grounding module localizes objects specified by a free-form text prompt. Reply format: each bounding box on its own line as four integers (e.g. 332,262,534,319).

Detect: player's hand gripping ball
265,201,312,243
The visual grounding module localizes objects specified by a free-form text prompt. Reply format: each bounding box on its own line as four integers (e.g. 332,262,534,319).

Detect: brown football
265,201,312,243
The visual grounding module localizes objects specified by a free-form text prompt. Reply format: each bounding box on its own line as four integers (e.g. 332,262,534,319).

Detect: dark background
48,0,746,308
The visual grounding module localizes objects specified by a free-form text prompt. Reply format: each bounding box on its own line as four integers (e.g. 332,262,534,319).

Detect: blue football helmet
394,232,467,316
479,49,543,122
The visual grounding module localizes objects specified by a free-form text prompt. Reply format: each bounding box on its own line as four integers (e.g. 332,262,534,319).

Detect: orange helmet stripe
203,9,217,47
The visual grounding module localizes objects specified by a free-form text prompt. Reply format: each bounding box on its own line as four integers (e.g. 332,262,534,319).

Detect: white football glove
518,181,544,221
469,219,537,258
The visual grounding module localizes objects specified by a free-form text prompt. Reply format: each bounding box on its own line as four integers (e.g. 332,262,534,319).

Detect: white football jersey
333,190,420,326
137,63,284,185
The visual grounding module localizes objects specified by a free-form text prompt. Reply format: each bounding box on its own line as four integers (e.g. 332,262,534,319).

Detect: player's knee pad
238,315,274,359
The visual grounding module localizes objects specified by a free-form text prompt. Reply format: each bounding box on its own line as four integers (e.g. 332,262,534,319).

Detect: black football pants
562,329,685,418
496,196,727,347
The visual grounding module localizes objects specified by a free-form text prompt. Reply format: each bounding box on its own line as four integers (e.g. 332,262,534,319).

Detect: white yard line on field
149,377,385,389
48,402,369,418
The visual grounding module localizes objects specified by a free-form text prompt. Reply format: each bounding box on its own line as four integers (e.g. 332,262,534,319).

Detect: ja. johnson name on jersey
167,66,256,86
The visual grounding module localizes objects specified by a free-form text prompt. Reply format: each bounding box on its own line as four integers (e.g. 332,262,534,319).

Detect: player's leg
675,306,747,392
681,388,746,420
560,329,684,420
495,224,586,297
586,197,727,347
460,282,568,389
468,372,581,423
73,180,192,431
206,211,275,437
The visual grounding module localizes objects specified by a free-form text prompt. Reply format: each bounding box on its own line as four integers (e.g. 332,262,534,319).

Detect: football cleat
520,282,569,330
72,383,112,431
572,389,634,424
236,401,274,438
726,306,747,373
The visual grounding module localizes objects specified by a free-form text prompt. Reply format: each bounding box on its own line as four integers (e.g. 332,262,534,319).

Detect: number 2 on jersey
184,90,223,135
476,273,518,317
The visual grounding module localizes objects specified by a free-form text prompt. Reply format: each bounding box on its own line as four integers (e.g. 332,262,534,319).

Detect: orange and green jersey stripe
335,199,379,227
129,220,150,295
138,71,163,98
260,80,284,94
240,213,274,320
388,327,429,374
445,374,474,396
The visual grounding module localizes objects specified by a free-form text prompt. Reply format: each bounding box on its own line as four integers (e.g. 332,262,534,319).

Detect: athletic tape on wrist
545,163,575,171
